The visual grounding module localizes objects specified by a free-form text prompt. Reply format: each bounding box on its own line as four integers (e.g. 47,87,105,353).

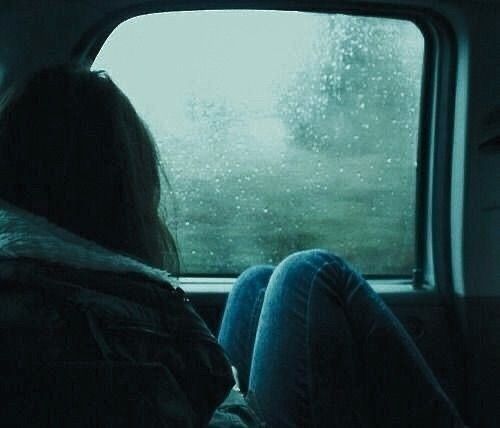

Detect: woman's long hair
0,65,179,273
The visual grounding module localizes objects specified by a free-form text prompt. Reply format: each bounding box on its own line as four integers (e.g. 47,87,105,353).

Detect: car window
93,10,424,276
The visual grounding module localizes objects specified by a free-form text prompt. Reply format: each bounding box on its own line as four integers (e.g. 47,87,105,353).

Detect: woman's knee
282,248,345,266
229,265,274,300
268,249,358,301
276,249,348,280
219,265,273,342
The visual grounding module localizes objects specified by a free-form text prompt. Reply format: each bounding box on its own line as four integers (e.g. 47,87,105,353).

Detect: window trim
180,277,440,306
421,15,457,300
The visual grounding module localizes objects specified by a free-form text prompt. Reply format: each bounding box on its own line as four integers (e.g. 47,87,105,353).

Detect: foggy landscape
94,11,424,275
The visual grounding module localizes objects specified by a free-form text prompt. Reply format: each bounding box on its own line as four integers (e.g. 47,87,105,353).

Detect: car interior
0,0,499,427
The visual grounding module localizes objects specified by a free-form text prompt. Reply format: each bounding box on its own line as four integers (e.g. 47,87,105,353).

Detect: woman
0,65,464,427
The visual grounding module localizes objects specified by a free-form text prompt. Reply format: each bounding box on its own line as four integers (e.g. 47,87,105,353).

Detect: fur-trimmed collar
0,199,177,285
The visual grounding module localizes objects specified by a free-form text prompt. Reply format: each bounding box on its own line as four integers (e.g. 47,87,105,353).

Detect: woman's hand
231,366,241,392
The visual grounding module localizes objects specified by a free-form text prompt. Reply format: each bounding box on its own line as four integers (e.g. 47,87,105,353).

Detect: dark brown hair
0,65,179,273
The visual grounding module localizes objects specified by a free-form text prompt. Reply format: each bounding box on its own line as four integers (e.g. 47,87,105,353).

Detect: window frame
71,1,457,295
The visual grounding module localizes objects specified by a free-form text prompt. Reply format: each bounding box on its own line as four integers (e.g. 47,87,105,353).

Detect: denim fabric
218,249,464,428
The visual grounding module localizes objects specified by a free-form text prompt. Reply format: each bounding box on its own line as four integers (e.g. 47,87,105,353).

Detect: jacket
0,199,264,427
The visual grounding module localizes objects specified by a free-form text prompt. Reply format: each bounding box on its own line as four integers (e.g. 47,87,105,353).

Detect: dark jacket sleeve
153,286,235,426
208,389,266,428
0,260,235,427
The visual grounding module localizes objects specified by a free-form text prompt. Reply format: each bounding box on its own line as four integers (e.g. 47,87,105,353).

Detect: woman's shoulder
0,257,235,425
0,257,174,304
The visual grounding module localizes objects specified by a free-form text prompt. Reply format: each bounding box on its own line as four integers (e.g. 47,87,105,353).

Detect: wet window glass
93,11,424,275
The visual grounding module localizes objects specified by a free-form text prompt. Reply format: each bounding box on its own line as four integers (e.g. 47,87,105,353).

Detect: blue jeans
218,250,464,427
